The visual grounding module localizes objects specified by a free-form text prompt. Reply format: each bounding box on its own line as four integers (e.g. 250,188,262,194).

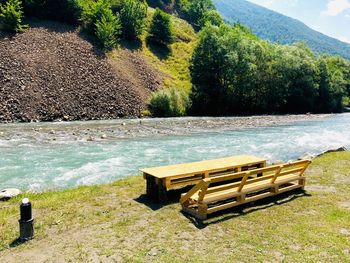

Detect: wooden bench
180,159,311,220
141,155,267,201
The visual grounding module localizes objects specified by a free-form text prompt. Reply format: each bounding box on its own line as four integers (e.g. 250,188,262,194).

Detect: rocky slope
0,21,162,122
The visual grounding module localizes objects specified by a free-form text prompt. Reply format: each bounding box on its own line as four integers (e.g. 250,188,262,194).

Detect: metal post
19,198,34,241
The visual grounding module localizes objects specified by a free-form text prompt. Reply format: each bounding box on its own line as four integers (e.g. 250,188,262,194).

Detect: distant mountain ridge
213,0,350,60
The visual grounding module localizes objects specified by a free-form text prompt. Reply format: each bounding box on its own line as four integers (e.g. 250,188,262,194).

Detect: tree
0,0,27,33
189,23,344,116
22,0,80,25
95,12,121,51
119,0,147,40
78,0,121,50
199,10,223,27
186,0,215,26
316,59,332,112
148,8,173,46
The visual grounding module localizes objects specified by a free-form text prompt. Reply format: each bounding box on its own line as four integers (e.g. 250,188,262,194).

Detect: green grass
1,152,350,262
142,9,197,92
116,9,197,94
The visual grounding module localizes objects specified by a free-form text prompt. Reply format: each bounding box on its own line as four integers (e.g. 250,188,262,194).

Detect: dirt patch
339,201,350,210
0,20,161,122
339,228,350,236
109,49,163,102
304,185,336,193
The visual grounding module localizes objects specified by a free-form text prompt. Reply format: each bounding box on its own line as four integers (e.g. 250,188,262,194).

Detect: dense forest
214,0,350,61
1,0,350,118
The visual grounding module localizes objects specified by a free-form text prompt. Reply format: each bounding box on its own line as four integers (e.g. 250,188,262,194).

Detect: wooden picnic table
141,155,267,201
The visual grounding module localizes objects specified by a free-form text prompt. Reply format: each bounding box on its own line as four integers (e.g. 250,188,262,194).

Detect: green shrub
77,0,121,50
22,0,80,25
148,8,174,46
0,0,27,33
95,12,121,51
185,0,215,26
119,0,147,40
199,10,223,27
149,87,189,117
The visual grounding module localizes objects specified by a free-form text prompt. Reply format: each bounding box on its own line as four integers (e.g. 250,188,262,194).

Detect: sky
246,0,350,44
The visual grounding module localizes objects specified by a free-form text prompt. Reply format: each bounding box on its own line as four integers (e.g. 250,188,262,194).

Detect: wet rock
0,188,21,201
87,136,94,141
298,154,314,160
316,147,347,157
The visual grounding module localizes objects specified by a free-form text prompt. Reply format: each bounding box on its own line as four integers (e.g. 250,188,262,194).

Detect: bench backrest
180,159,311,204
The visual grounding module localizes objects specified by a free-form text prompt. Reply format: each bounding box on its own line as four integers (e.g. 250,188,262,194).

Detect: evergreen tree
148,8,174,46
119,0,147,40
0,0,27,33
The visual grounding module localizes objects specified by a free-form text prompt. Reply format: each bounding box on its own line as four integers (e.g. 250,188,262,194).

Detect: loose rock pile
0,21,154,122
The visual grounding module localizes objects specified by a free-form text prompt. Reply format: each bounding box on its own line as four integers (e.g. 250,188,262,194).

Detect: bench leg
299,178,306,189
198,203,208,220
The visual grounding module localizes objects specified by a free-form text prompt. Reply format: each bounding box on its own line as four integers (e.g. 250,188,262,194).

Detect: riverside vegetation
0,151,350,261
0,0,350,119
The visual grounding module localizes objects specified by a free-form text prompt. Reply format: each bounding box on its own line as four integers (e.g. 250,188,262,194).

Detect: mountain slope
213,0,350,60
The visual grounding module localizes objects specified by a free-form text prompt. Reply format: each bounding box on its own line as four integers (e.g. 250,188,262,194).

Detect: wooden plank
271,166,283,184
203,191,242,204
244,174,275,185
180,180,206,204
207,199,241,214
244,191,274,203
206,181,242,195
140,155,266,179
197,182,209,202
277,184,301,193
205,171,250,184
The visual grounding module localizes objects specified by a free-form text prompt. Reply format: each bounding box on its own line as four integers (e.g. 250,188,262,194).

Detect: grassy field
1,152,350,262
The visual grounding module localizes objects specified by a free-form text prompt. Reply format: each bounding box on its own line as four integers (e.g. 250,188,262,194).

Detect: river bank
1,152,350,262
0,113,332,142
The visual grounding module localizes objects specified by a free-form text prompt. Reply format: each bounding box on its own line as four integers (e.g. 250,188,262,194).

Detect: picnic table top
141,155,266,179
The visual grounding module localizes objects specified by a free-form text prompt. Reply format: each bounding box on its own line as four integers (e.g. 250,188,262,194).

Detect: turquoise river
1,114,350,191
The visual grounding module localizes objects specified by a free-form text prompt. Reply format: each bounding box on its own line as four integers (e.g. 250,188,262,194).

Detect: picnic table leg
157,182,168,203
146,176,157,199
146,176,168,202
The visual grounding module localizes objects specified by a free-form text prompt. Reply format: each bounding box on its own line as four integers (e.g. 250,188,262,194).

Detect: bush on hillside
185,0,214,26
149,87,189,117
78,0,121,49
199,10,223,27
95,12,121,51
0,0,27,33
22,0,79,25
119,0,147,40
148,8,174,46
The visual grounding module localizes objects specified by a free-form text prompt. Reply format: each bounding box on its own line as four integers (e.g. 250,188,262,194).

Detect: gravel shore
0,114,333,142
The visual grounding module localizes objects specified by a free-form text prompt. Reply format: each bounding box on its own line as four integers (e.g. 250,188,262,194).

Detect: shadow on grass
134,186,192,211
145,37,171,60
183,189,312,229
120,38,142,51
9,238,26,248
